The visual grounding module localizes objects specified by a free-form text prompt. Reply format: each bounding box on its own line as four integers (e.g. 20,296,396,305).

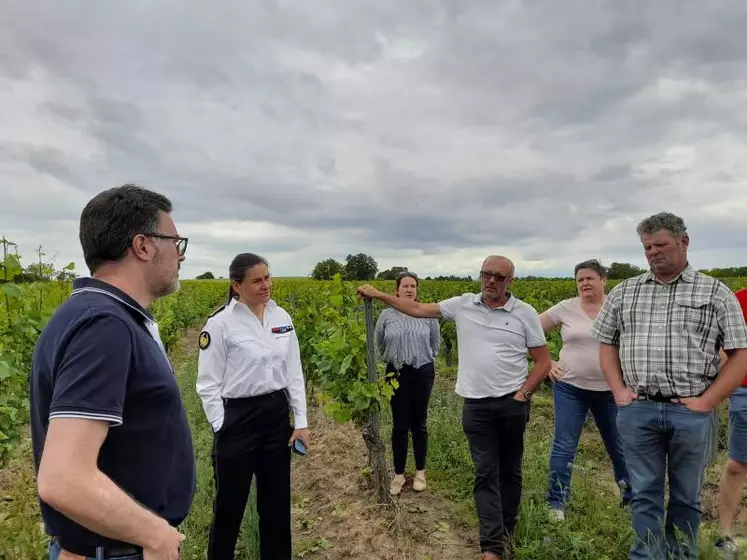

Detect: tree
196,271,215,279
24,262,56,282
343,253,378,281
430,274,474,281
311,258,344,280
606,262,645,279
55,262,77,282
376,266,408,280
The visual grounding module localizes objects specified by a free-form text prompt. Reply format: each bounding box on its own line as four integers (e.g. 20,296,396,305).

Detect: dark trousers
462,393,530,557
387,362,435,474
208,390,293,560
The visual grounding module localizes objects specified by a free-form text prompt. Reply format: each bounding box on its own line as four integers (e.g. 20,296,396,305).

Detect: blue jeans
49,540,143,560
616,400,712,560
546,380,631,510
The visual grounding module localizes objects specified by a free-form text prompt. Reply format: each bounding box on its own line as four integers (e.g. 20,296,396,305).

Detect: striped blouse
374,307,441,370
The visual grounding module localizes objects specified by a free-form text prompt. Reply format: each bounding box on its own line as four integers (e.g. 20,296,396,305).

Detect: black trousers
208,390,293,560
387,362,435,474
462,393,530,557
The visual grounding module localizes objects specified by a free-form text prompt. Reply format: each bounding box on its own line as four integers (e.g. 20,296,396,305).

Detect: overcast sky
2,1,747,280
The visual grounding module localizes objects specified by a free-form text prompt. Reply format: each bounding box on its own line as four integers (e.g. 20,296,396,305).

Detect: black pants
462,393,530,557
387,362,435,474
208,390,293,560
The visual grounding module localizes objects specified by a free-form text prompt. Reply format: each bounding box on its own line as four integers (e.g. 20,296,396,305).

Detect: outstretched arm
357,284,442,318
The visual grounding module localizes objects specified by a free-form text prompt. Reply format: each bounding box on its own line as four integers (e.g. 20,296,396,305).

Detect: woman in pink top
540,259,631,521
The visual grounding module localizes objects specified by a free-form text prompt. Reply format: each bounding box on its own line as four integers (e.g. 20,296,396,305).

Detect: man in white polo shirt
358,255,551,560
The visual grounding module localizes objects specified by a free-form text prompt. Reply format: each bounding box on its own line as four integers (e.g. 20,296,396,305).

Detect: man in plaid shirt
591,212,747,560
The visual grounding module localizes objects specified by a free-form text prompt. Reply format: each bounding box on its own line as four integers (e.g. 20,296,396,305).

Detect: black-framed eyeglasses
145,234,189,256
480,270,507,282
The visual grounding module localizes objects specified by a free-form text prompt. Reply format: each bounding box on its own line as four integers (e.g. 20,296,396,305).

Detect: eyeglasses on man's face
480,270,508,283
145,234,189,256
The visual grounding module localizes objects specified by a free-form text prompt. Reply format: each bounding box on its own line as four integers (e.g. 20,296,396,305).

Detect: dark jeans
208,390,294,560
462,392,530,557
616,400,712,560
547,380,631,510
387,362,435,473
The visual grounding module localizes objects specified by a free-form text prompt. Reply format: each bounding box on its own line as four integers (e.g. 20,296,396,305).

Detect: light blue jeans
616,399,712,560
547,380,631,510
49,540,143,560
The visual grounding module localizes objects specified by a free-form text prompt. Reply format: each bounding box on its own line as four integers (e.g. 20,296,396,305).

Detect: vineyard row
1,275,746,466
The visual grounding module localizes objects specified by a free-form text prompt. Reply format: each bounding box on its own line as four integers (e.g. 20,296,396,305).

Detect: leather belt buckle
638,392,676,403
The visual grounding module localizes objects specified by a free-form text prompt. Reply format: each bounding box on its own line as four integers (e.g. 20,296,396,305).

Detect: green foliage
0,255,23,283
425,274,474,281
376,266,409,280
606,262,645,279
3,272,747,557
291,274,395,426
0,281,70,465
342,253,378,281
311,258,344,280
195,271,215,280
702,266,747,277
0,280,226,466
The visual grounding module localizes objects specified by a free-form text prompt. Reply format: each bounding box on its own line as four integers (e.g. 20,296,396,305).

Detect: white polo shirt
439,293,547,399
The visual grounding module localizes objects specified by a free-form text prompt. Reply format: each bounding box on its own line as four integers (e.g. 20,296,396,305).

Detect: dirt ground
290,405,480,559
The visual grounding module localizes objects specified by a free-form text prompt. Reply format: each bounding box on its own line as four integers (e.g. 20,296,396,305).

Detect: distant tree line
199,253,747,283
309,254,471,281
700,266,747,278
311,254,379,281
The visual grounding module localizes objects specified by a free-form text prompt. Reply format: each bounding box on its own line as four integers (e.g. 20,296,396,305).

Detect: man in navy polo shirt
30,184,196,560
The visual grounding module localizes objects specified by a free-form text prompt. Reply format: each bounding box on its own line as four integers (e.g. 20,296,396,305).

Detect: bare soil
290,404,479,559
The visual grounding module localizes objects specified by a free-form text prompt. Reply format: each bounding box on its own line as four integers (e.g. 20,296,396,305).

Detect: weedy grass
379,360,741,559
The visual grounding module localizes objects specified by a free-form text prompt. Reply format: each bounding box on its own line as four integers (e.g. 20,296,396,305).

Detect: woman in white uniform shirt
196,253,309,560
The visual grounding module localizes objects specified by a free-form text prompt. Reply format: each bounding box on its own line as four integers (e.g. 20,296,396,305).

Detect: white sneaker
549,508,565,522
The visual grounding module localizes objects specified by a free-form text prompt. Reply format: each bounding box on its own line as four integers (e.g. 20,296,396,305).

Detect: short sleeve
49,315,132,426
541,300,566,329
429,318,441,356
439,295,466,320
590,286,622,345
522,306,547,348
717,288,747,350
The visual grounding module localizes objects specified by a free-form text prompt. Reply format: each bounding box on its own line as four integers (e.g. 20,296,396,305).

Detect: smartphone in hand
292,438,306,456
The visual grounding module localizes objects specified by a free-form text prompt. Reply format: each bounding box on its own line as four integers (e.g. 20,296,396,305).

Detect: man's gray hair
636,212,687,237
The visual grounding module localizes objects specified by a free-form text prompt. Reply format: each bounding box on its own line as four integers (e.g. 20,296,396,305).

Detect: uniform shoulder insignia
198,331,211,350
208,305,225,318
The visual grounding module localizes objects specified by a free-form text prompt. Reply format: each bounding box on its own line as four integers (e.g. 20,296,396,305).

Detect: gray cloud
1,0,746,279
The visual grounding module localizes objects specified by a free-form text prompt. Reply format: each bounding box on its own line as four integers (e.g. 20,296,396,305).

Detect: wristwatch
519,389,532,401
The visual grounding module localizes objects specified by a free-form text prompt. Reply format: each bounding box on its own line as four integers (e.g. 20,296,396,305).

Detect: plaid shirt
591,264,747,397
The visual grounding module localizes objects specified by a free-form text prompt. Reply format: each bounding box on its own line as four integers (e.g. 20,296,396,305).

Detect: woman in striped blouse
375,272,441,496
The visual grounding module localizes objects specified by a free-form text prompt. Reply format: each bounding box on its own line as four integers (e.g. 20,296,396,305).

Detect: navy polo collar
71,277,154,322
